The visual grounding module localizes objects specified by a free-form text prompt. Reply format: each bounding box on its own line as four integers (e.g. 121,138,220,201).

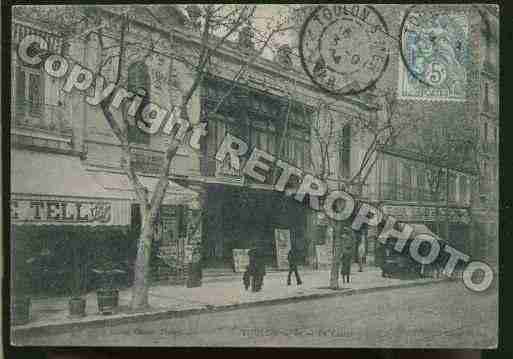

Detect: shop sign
274,228,291,270
381,205,471,224
11,199,111,224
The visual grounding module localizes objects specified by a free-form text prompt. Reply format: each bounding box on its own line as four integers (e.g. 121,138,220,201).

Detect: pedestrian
242,265,251,290
248,246,266,292
340,227,353,284
255,246,266,291
287,248,302,286
247,247,257,292
340,249,352,284
356,224,367,272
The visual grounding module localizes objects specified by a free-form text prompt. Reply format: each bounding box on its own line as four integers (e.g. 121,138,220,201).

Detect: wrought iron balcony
381,182,439,203
216,160,243,178
12,103,73,137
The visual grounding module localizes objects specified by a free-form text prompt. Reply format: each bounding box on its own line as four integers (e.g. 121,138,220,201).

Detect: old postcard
9,4,498,348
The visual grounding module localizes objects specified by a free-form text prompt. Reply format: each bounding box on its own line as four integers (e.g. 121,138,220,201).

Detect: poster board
274,228,291,270
232,249,250,273
185,245,201,264
315,245,332,270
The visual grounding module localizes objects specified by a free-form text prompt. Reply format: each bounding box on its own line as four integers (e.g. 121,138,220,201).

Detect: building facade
290,4,499,267
10,5,375,292
10,5,499,296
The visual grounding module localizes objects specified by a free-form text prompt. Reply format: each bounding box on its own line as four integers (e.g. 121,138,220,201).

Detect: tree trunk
130,208,154,309
329,223,340,289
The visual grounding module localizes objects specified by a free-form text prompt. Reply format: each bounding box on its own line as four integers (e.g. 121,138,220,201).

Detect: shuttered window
339,125,351,177
15,66,43,118
127,62,151,144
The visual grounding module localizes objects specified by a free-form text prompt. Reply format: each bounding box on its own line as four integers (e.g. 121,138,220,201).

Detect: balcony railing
13,103,72,137
216,161,243,178
381,182,439,203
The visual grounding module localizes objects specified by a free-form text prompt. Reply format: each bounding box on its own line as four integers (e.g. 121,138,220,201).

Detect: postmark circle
299,5,390,96
399,5,471,90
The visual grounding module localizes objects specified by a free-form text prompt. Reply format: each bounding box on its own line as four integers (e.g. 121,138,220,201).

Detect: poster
232,249,250,273
185,244,201,264
315,245,332,270
274,228,291,270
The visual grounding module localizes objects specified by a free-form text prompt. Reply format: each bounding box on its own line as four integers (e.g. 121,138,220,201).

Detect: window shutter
28,73,42,117
127,62,151,145
15,67,26,116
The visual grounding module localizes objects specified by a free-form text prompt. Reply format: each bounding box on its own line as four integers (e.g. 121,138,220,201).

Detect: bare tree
24,4,288,308
305,90,418,289
403,109,480,238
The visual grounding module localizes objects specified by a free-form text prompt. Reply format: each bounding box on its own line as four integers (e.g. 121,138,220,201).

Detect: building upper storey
11,5,381,185
11,5,498,193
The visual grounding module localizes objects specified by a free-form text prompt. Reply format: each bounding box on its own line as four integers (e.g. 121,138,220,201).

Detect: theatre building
11,5,377,285
13,5,497,292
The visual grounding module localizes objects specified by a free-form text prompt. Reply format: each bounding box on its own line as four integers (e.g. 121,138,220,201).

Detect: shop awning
11,150,118,200
89,172,199,206
11,150,131,226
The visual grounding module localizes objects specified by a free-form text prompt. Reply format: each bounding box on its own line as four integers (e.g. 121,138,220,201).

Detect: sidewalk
13,264,448,335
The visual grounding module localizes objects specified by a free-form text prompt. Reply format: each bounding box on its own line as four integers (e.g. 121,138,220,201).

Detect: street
13,281,497,348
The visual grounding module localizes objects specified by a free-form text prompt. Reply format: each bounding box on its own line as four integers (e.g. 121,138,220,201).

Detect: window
494,127,497,144
127,62,151,145
417,171,426,201
339,125,351,178
387,158,398,200
483,83,490,112
459,175,468,204
484,122,488,142
448,173,457,202
481,161,488,192
282,130,309,169
15,66,43,118
481,17,493,67
401,164,412,201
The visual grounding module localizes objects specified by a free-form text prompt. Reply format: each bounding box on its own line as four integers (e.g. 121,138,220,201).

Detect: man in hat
248,245,266,292
287,247,302,286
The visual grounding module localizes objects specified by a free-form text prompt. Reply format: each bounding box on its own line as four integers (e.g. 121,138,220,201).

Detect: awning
11,150,118,200
89,172,199,206
11,150,131,226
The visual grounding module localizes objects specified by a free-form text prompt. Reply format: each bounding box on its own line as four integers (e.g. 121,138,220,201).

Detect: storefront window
12,225,137,297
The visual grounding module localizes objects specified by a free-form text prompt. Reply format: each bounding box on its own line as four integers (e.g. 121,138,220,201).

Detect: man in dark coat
287,248,302,286
340,227,353,284
248,246,266,292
